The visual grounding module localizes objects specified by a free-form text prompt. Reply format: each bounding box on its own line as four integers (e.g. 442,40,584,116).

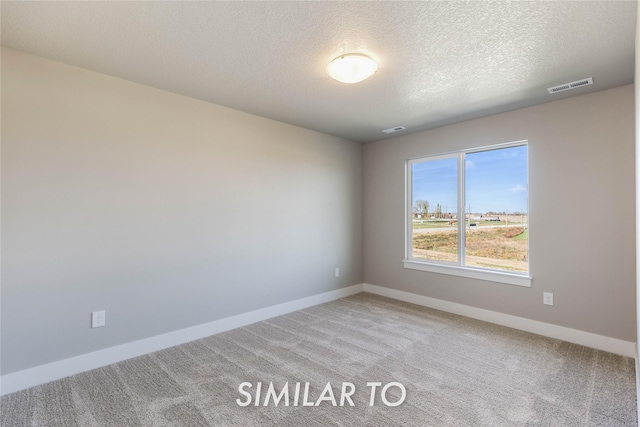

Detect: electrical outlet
92,310,106,328
543,292,554,306
334,267,340,278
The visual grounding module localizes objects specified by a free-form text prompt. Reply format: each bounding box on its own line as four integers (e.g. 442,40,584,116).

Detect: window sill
403,260,532,287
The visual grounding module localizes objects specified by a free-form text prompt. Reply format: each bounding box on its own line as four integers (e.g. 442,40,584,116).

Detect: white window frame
403,141,531,287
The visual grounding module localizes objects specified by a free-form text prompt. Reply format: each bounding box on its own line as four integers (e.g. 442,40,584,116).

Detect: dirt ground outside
412,227,528,272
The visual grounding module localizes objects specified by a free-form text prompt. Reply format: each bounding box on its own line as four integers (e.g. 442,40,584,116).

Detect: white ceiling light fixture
326,53,378,84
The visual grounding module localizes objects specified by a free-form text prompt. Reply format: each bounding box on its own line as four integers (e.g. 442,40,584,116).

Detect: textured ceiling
1,1,636,143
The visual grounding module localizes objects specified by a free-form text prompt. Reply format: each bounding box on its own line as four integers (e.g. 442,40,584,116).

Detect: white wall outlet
543,292,554,306
334,267,340,278
91,310,106,328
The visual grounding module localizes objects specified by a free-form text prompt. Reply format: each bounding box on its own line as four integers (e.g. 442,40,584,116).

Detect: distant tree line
413,200,449,218
414,201,527,217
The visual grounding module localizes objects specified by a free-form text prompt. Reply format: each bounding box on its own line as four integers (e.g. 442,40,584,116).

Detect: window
404,142,530,287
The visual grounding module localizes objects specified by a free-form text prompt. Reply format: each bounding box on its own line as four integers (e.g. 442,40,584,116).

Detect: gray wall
1,48,363,374
364,85,636,341
634,2,640,410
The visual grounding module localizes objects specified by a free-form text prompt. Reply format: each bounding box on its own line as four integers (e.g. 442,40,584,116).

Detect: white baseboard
0,284,364,396
363,283,636,358
636,344,639,419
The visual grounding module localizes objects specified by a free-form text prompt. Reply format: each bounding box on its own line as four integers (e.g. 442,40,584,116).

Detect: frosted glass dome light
326,53,378,84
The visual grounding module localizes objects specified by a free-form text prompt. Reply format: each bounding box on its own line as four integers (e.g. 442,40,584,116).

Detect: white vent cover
382,126,407,134
547,77,593,94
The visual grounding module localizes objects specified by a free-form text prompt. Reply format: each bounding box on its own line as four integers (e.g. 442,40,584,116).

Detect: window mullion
458,153,466,267
406,161,413,260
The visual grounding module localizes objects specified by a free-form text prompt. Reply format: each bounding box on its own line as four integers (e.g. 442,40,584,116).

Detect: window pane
411,157,458,262
464,145,528,272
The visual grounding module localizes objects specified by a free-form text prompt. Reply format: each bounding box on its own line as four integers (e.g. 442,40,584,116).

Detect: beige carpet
1,293,636,426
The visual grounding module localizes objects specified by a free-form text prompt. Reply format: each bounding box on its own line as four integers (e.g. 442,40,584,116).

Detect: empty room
1,1,638,426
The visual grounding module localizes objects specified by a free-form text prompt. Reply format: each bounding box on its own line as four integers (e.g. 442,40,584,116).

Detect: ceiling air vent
547,77,593,94
382,126,407,134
